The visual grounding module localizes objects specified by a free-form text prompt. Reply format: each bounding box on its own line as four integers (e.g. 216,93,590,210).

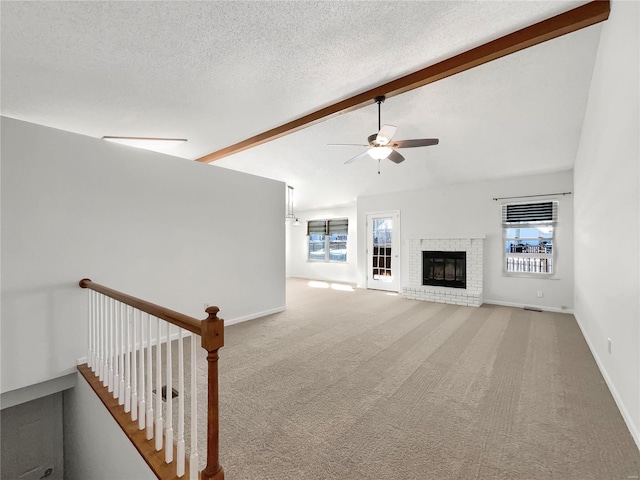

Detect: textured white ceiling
1,1,601,210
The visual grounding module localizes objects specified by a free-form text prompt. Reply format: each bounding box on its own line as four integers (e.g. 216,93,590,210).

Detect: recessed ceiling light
102,136,187,151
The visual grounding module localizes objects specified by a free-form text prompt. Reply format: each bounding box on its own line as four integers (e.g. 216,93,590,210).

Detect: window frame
307,218,348,263
502,201,557,276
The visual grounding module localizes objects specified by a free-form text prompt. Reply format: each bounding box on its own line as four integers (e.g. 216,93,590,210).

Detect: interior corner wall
1,117,285,395
356,170,574,311
573,0,640,448
287,205,358,284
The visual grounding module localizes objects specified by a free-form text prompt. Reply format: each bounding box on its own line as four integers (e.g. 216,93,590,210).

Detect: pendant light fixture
286,185,301,226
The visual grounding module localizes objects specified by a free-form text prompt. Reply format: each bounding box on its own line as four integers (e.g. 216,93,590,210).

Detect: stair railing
79,278,224,480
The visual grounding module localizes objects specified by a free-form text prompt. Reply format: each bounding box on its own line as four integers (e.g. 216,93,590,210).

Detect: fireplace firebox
422,251,466,289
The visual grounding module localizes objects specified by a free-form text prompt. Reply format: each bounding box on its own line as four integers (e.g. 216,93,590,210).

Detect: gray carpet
180,278,640,479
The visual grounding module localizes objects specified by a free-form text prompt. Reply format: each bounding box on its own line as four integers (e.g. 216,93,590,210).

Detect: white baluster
114,301,120,399
125,305,131,412
155,317,163,452
93,291,99,371
177,327,185,477
108,298,114,392
189,333,199,480
92,291,97,369
131,307,138,422
165,322,173,463
98,294,107,385
139,310,146,431
87,290,93,369
101,294,108,384
146,313,154,440
92,291,98,371
119,302,126,405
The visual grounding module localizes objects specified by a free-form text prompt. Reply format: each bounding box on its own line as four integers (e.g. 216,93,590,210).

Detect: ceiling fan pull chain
378,159,381,175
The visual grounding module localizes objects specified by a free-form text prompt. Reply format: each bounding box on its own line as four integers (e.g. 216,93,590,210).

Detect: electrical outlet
607,338,612,354
536,290,543,298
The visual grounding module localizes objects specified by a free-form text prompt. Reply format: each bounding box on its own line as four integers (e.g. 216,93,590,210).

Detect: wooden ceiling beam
196,0,609,164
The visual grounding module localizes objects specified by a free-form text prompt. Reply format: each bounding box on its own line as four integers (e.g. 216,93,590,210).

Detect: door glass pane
372,218,392,281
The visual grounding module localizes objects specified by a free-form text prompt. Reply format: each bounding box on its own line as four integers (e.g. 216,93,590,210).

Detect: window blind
307,220,327,235
328,218,348,235
502,201,557,225
306,218,349,235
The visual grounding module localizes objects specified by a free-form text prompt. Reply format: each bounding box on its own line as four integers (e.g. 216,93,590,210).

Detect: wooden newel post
200,306,225,480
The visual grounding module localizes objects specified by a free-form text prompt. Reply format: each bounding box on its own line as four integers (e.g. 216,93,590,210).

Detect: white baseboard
483,299,574,314
224,306,286,326
573,314,640,452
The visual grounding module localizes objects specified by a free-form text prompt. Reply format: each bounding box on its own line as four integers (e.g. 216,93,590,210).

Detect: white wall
573,0,639,448
357,170,574,311
1,117,285,394
63,373,156,480
286,205,358,284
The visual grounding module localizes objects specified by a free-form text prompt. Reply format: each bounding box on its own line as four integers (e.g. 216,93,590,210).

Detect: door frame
365,210,401,292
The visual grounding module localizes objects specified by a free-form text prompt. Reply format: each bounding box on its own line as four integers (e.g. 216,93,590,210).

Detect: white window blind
307,218,348,235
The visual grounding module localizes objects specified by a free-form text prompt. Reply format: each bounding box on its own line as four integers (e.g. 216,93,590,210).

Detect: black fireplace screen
422,251,466,289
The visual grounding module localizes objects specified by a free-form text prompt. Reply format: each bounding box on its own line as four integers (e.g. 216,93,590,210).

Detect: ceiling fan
329,95,439,166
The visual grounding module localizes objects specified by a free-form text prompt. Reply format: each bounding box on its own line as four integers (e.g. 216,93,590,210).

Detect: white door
366,211,400,292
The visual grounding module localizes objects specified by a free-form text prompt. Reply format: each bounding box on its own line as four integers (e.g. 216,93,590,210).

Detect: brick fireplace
403,235,484,307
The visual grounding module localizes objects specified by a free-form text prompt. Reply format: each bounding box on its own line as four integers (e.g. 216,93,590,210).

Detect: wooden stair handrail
79,278,202,335
79,278,225,480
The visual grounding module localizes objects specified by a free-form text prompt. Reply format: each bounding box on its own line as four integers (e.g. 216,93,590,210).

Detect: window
307,218,348,262
502,201,557,275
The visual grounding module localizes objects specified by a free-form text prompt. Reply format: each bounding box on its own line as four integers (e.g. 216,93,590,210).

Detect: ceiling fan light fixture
368,146,393,160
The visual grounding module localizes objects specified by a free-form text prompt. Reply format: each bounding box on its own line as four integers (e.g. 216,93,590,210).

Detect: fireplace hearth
422,251,466,289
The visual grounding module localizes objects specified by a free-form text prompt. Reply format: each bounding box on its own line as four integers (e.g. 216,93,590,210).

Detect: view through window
307,218,348,262
503,201,557,275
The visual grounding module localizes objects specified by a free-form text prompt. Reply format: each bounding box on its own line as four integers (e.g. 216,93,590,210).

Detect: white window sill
307,260,349,264
501,273,561,280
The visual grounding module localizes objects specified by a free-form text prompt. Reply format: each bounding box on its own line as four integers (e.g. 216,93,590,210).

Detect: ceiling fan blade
387,149,405,164
376,124,397,145
328,143,369,147
390,138,439,148
344,150,371,164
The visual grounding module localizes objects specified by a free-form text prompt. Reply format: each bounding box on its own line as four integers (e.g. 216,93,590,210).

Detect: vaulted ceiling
1,1,605,210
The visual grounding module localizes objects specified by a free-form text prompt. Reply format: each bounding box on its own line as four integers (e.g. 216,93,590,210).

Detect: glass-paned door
367,212,400,292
